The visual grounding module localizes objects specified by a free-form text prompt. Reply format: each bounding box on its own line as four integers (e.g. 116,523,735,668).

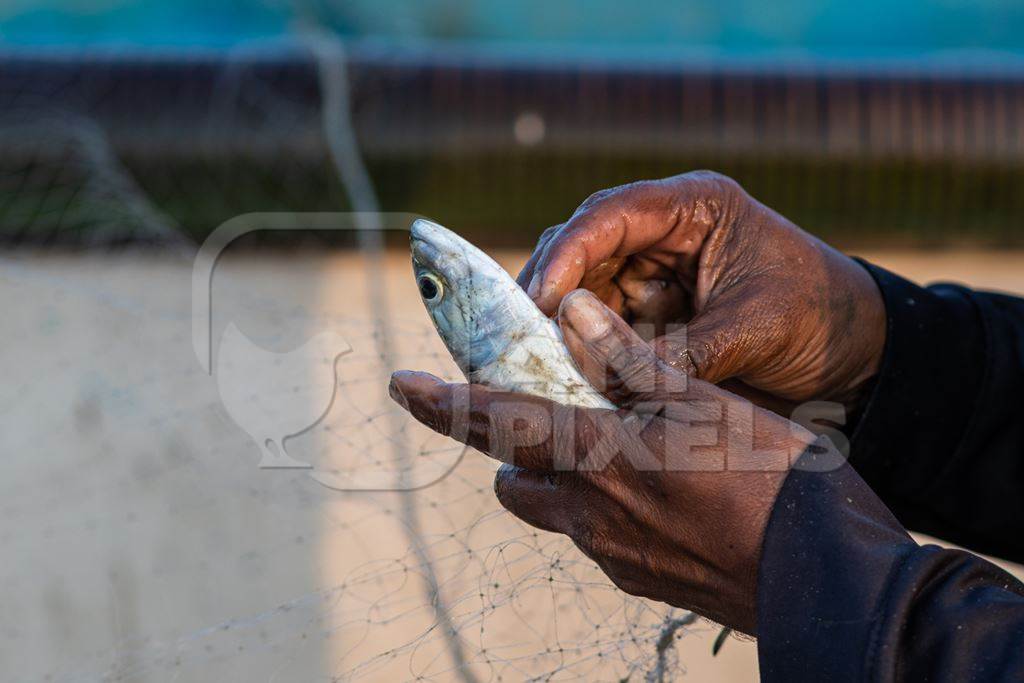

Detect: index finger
529,172,737,315
389,370,615,472
515,224,561,290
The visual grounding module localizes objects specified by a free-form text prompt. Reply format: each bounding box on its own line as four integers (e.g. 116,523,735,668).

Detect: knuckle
578,180,650,213
581,187,617,207
590,557,651,599
570,180,668,233
612,348,652,383
687,169,743,195
541,224,562,240
570,525,609,558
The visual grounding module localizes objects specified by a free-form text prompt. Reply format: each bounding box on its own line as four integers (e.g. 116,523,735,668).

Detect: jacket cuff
847,261,987,504
756,443,918,680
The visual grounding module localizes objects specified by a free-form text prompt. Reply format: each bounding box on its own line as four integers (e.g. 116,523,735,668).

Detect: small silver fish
410,219,612,409
410,219,732,654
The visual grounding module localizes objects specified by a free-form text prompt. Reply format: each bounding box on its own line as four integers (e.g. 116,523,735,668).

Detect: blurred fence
3,42,1024,246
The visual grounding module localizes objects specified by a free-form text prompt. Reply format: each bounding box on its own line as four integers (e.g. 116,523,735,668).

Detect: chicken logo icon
192,211,451,486
215,322,352,469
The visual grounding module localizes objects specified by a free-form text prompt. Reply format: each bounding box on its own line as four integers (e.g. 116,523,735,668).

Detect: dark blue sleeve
757,449,1024,681
848,262,1024,563
756,263,1024,680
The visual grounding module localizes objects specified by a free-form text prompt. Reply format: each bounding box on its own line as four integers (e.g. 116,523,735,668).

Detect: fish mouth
410,219,444,269
410,218,484,283
410,235,439,270
410,218,444,243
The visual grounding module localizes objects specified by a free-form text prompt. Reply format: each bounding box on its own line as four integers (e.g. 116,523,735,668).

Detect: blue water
2,0,1023,57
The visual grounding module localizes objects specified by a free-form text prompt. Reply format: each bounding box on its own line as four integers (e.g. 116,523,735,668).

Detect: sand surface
1,247,1021,682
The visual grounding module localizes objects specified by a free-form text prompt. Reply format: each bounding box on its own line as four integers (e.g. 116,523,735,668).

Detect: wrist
839,255,888,412
845,260,987,501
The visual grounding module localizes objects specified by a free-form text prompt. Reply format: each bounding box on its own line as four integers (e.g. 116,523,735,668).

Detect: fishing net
0,34,731,683
0,112,187,247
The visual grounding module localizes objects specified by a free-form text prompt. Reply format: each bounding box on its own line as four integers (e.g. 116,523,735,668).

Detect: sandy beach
2,247,1021,682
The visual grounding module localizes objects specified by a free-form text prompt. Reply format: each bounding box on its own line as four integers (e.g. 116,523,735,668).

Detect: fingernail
388,372,410,410
526,275,541,299
562,290,611,342
537,278,560,309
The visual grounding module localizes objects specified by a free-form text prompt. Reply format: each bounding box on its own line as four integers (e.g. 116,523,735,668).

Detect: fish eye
418,274,443,303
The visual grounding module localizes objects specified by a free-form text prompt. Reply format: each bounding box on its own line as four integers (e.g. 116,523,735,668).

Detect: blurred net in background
0,36,734,683
3,9,1024,682
4,41,1024,248
1,245,717,682
0,112,186,247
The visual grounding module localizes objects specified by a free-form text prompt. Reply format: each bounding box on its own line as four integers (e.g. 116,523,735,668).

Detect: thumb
651,302,742,384
650,271,781,385
558,289,688,407
653,310,801,417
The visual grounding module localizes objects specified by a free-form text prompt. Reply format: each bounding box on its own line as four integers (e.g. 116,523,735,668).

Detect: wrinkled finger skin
391,293,816,635
521,171,887,412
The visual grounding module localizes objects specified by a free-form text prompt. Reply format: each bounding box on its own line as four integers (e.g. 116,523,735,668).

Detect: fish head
410,219,539,379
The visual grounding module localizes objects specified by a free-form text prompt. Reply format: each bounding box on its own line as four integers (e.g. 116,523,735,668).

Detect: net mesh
0,31,720,683
0,113,187,247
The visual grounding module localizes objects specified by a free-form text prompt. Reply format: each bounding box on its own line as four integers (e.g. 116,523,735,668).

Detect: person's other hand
518,171,886,411
389,291,818,635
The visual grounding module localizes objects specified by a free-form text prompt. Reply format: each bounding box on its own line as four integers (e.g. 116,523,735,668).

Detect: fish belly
472,319,613,410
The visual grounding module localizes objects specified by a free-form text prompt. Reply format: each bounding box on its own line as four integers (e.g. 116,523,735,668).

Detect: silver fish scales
410,218,612,409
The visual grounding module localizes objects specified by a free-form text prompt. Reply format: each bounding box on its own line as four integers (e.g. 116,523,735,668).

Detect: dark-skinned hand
518,171,886,413
389,290,818,635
